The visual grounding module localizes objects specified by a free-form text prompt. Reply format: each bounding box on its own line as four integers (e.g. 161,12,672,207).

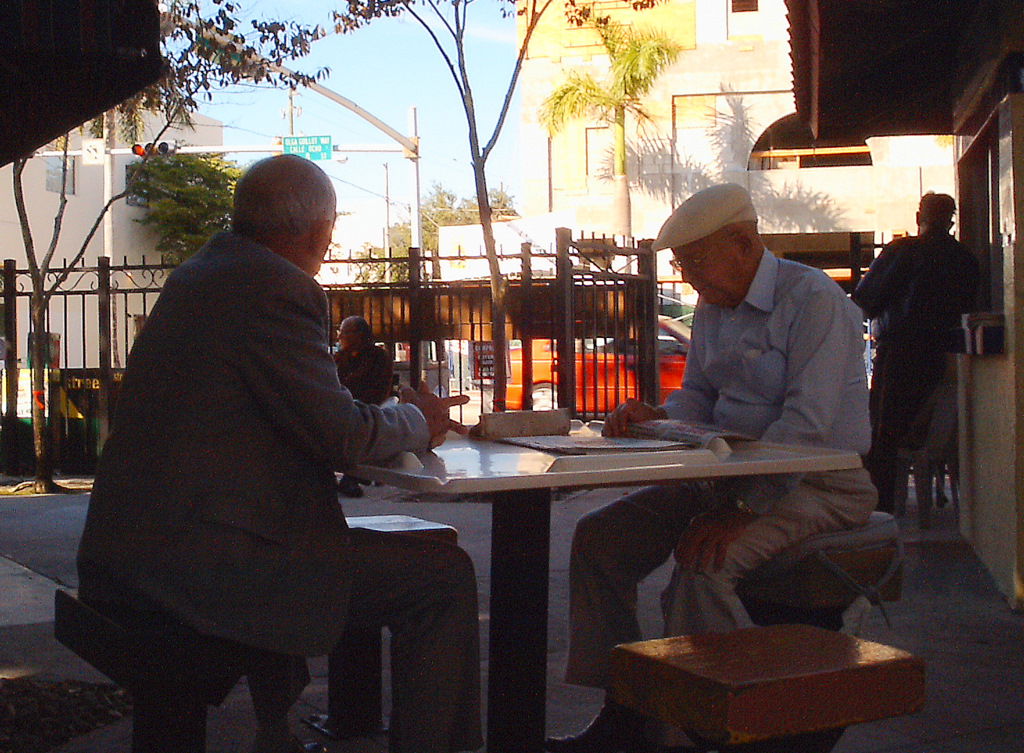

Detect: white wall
0,113,224,267
0,113,224,373
960,95,1024,608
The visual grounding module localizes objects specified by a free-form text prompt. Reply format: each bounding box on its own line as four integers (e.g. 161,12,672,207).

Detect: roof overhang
0,0,163,166
785,0,981,141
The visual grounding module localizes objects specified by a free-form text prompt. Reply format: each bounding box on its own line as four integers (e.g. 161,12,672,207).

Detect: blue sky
197,1,523,248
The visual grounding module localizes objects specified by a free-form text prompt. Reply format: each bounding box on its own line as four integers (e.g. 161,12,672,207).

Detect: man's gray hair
232,155,336,239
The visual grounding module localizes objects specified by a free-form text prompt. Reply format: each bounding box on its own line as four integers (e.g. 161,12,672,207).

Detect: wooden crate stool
737,511,903,632
303,514,459,740
612,624,925,752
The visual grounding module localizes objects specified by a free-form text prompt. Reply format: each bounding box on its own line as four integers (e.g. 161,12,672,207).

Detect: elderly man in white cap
546,184,877,753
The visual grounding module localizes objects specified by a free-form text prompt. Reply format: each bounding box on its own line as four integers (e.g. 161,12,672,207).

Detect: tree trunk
612,174,632,239
612,108,631,237
30,299,58,493
473,159,509,412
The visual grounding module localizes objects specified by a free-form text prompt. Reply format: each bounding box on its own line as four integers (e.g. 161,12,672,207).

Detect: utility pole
383,162,391,259
102,111,115,259
286,87,298,136
101,111,119,367
409,107,422,252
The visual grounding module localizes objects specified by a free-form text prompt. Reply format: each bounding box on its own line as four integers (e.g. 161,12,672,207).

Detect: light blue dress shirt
663,249,871,513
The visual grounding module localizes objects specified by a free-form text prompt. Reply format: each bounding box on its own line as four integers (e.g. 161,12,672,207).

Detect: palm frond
538,71,618,134
596,21,627,58
609,27,681,100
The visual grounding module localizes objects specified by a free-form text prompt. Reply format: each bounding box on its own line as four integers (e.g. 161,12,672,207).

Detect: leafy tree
539,19,680,237
355,226,412,283
412,183,519,258
384,183,519,258
130,153,242,264
488,185,519,221
9,0,323,491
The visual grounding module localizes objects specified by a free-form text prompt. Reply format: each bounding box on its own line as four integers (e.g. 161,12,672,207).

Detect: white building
0,113,225,372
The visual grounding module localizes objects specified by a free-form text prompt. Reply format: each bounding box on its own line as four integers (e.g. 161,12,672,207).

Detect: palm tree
539,21,681,237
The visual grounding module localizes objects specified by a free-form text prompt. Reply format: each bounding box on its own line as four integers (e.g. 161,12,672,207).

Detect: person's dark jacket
335,345,394,405
77,232,429,655
853,232,979,346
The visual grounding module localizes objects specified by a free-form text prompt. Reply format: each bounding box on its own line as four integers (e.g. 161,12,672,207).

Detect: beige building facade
518,0,955,246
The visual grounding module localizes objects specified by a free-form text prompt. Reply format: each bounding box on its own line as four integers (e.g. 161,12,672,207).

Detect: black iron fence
0,231,657,474
1,256,173,474
325,231,658,424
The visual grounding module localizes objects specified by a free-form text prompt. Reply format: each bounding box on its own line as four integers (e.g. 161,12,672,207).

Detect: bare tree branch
40,139,73,280
405,2,467,102
483,0,556,160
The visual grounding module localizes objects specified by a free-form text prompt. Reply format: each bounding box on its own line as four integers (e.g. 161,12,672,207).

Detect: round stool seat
738,512,903,614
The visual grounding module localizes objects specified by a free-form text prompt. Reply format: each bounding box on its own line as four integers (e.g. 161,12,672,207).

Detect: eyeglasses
669,251,709,273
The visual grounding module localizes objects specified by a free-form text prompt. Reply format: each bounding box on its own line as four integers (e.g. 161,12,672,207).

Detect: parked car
505,315,691,414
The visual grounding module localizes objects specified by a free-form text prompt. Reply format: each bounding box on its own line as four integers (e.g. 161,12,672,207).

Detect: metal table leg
486,487,552,753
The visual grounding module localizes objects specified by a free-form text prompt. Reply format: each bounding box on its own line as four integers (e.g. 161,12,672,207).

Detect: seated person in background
547,184,877,753
335,315,395,405
77,155,482,753
334,315,396,497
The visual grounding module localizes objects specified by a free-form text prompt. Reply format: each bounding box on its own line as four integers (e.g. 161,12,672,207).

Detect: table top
353,435,863,495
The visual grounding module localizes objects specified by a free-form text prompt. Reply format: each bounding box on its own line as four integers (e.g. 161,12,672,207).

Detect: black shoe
338,475,364,498
545,701,647,752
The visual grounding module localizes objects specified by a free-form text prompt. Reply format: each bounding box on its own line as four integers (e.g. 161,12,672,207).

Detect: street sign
282,135,333,161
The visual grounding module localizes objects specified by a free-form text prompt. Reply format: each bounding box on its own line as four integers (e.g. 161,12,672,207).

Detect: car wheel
530,384,557,411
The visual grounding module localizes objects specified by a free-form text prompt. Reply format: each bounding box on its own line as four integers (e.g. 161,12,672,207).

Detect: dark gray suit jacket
77,232,429,655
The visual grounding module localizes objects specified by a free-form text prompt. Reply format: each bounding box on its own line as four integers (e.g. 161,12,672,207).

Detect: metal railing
0,230,657,472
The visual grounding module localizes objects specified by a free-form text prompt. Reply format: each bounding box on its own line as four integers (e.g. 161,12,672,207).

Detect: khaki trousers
564,468,877,688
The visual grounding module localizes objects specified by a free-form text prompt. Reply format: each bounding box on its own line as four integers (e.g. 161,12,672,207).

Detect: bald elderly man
547,184,876,753
77,155,481,753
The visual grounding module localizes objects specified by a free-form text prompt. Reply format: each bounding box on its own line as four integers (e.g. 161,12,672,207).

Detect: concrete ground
1,481,1022,753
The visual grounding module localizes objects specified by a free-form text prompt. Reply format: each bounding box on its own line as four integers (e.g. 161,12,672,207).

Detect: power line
328,174,388,201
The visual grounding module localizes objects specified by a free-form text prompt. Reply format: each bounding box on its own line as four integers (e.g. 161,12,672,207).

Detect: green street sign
282,135,333,161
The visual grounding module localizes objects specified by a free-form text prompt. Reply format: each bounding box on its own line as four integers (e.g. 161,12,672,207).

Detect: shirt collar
743,249,777,313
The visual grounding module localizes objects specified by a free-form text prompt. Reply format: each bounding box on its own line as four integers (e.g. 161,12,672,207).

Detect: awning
0,0,163,166
785,0,980,141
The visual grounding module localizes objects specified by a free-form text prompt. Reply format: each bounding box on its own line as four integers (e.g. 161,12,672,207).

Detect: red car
505,316,691,413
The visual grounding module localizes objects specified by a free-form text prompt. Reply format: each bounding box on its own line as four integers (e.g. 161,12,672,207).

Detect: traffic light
130,141,177,157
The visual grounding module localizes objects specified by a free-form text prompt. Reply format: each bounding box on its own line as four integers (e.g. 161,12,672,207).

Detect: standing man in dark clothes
335,315,395,497
852,192,979,513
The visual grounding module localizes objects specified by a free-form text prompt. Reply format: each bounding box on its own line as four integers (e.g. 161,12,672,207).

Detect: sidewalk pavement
1,482,1022,753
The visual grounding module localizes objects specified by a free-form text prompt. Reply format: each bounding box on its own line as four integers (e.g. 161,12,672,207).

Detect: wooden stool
54,589,291,753
737,512,903,632
612,624,925,752
303,514,459,741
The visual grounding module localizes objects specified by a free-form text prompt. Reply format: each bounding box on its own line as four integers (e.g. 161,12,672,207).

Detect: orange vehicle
505,316,691,413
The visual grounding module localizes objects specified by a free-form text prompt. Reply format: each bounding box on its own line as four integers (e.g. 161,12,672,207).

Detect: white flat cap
652,183,757,251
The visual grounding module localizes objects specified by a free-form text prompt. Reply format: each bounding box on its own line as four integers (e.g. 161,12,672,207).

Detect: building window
732,0,758,11
45,156,76,195
585,126,611,177
672,95,717,130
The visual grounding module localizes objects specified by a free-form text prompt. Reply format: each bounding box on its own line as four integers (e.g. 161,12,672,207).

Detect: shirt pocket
740,345,787,404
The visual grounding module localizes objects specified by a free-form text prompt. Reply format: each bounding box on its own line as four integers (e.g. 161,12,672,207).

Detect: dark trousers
252,528,483,753
865,341,945,513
